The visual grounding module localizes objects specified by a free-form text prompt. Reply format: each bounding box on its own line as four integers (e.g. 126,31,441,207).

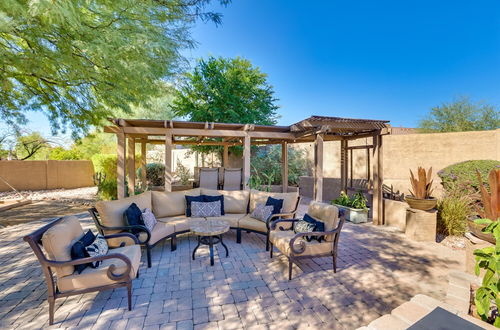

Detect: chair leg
266,232,270,251
171,235,177,251
270,243,273,258
48,296,55,325
146,245,152,268
127,283,132,311
333,254,337,273
288,257,293,281
236,228,241,244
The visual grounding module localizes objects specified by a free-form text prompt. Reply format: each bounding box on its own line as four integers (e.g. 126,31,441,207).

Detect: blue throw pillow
266,196,284,215
202,195,225,215
124,203,144,234
71,230,96,274
303,213,325,242
185,195,204,217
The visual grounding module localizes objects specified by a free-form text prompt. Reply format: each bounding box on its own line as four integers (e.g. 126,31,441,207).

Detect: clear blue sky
24,0,500,138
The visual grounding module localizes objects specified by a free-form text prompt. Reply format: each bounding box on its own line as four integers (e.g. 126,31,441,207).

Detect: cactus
409,166,434,199
476,168,500,221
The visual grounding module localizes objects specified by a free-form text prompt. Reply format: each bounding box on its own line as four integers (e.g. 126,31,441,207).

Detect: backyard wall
0,160,95,192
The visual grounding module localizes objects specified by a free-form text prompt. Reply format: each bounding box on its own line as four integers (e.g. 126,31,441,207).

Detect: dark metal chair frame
269,209,346,280
23,217,140,325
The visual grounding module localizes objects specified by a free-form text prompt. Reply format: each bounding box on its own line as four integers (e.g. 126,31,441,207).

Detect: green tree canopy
0,0,228,137
419,97,500,132
171,56,279,125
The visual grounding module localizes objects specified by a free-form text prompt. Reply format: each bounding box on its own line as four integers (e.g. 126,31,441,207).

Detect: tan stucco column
117,132,126,199
165,132,173,192
314,134,324,202
372,134,384,225
282,142,288,193
243,134,251,190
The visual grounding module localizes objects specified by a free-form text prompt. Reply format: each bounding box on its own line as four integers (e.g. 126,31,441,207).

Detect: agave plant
476,168,500,221
409,166,434,199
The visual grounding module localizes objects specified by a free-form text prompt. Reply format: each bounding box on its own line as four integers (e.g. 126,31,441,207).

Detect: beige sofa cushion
152,188,201,218
270,230,332,256
95,191,152,234
200,189,249,214
57,244,140,292
238,215,267,233
42,216,84,277
206,213,246,227
157,215,205,233
141,221,176,245
249,190,299,213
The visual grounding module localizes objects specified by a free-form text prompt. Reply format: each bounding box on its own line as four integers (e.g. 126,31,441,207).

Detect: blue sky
23,0,500,138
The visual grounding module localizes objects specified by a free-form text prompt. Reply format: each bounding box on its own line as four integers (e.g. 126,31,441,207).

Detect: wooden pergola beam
314,134,324,201
282,142,288,193
127,137,135,195
372,135,384,225
117,132,126,199
164,132,173,192
243,134,251,190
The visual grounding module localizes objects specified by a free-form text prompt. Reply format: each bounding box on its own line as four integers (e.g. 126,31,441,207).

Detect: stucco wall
0,160,95,192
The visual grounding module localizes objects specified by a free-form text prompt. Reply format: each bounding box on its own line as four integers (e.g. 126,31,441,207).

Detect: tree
419,97,500,132
0,0,229,136
14,132,51,160
172,56,279,125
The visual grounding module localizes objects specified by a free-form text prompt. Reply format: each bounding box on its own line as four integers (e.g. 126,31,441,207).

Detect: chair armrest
104,233,140,246
270,218,300,231
45,253,133,281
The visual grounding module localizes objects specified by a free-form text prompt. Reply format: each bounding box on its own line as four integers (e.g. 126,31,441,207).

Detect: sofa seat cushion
144,221,176,245
238,215,267,233
270,230,332,257
95,192,152,234
206,213,246,227
42,215,84,278
152,189,201,218
250,190,299,214
57,244,141,292
157,215,205,233
200,189,249,214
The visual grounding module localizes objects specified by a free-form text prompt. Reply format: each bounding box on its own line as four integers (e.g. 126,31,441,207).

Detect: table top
190,219,230,236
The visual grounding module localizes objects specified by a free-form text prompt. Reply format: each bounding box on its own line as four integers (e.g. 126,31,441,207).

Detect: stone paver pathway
0,211,464,330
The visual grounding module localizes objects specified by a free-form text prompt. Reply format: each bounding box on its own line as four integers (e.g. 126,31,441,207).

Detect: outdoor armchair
196,167,220,190
23,215,140,325
269,202,345,280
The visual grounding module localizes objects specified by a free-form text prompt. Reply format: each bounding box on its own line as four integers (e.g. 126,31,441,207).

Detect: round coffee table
191,219,230,266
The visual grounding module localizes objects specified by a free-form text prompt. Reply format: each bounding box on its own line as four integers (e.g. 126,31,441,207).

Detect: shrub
438,160,500,195
97,179,117,200
145,163,165,186
332,191,368,210
91,154,118,181
437,196,471,236
175,160,191,185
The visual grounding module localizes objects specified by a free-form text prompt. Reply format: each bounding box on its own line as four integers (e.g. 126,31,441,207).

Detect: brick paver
0,206,464,329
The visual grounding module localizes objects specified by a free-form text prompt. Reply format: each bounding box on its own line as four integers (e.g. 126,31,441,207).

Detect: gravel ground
0,186,98,205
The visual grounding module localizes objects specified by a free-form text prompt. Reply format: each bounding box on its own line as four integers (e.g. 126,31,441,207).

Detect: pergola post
223,144,229,167
314,134,324,202
243,134,251,190
117,132,126,199
165,132,173,192
281,142,288,193
127,137,135,196
340,140,348,192
372,134,384,225
141,142,147,190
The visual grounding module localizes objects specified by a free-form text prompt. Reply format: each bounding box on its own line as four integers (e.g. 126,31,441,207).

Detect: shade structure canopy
104,115,391,225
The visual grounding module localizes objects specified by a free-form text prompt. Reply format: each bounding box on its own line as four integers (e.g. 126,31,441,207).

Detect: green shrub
438,160,500,195
92,154,118,180
175,160,191,185
437,195,471,236
97,179,117,200
332,191,368,210
145,163,165,186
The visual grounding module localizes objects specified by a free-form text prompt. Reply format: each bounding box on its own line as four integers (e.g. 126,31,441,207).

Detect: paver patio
0,203,464,330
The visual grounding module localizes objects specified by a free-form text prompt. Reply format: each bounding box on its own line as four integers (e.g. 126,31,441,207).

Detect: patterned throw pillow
250,203,274,222
294,220,316,242
141,208,157,232
85,234,109,268
202,195,225,215
191,201,222,217
185,195,204,217
302,213,326,242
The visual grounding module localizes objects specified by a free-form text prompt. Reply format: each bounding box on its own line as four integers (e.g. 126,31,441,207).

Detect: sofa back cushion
152,188,201,218
95,191,152,234
250,190,299,214
42,215,84,277
200,189,249,214
307,202,339,232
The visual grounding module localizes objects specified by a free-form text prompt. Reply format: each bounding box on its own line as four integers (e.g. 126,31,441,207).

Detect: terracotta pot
405,196,437,211
468,218,495,244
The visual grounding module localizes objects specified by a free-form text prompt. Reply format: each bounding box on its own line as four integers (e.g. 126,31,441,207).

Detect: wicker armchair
269,202,345,280
23,215,140,325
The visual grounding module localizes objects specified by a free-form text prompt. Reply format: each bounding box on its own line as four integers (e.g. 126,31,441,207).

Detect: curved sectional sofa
89,188,300,267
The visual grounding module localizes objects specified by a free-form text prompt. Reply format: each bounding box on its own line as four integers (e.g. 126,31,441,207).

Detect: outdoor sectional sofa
89,188,300,267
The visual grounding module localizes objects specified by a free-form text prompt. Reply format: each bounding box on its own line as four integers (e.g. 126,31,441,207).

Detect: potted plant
332,191,369,224
405,166,437,211
468,168,500,244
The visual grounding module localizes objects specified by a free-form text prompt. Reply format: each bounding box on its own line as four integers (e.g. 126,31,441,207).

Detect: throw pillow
191,201,222,217
250,203,274,222
202,195,225,215
141,208,157,232
185,195,204,217
293,220,316,242
303,213,325,242
266,196,284,214
70,229,96,274
124,203,144,234
85,234,109,268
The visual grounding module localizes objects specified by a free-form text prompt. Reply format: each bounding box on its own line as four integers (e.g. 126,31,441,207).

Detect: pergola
104,115,390,224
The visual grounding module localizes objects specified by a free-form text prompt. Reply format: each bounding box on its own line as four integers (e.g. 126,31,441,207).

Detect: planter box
333,204,369,224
